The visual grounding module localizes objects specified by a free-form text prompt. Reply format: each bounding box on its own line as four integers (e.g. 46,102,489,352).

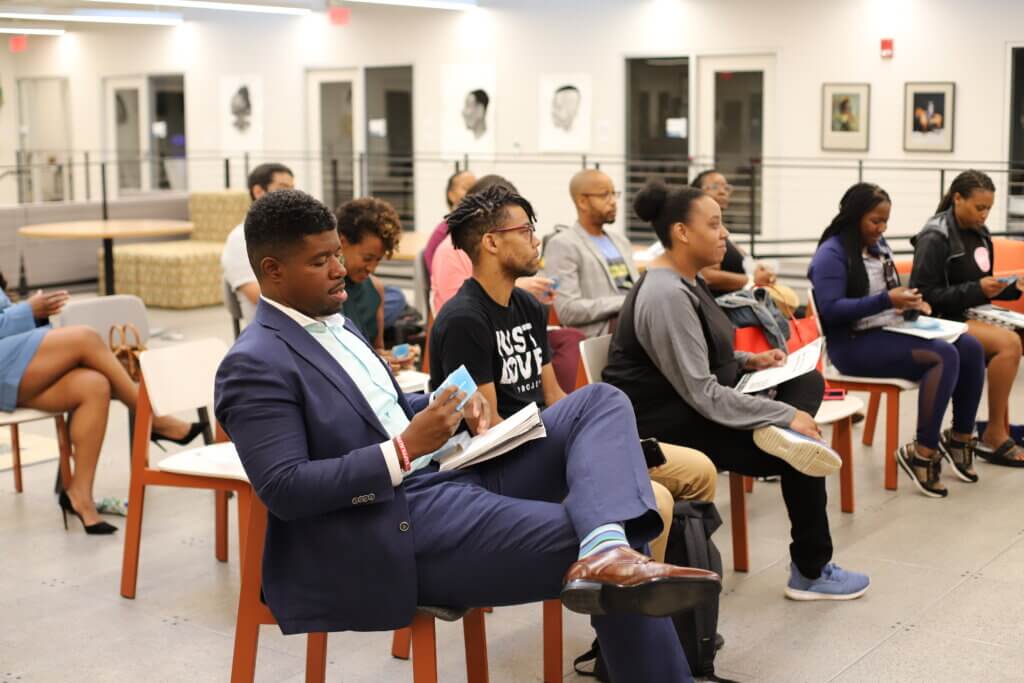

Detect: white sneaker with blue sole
784,562,870,601
753,426,842,477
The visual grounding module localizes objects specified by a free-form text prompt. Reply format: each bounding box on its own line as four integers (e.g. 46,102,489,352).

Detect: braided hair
936,169,995,214
446,184,537,262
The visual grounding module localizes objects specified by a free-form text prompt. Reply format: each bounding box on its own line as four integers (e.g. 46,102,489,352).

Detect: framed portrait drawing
904,82,955,152
440,64,497,157
538,73,592,152
821,83,870,151
220,75,264,153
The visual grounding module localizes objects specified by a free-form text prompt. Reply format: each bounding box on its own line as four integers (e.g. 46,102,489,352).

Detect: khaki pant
648,444,717,563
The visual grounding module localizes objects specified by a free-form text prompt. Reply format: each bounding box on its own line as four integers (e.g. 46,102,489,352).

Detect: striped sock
578,523,629,560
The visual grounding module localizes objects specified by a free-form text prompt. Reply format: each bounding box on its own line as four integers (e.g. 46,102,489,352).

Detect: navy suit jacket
214,300,429,634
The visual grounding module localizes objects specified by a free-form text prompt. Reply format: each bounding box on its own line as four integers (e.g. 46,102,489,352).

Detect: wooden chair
233,491,491,683
120,338,250,599
390,599,562,683
807,288,918,491
0,409,72,493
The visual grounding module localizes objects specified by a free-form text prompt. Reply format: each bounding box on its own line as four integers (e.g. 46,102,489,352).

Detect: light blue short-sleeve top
0,290,48,411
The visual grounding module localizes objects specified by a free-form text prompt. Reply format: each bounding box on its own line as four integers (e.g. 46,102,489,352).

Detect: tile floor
3,301,1024,682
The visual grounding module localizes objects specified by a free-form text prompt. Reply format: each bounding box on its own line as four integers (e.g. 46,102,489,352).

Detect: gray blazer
544,222,640,338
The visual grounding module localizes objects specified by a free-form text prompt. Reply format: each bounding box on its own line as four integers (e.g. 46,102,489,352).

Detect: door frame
103,75,151,196
1003,42,1024,225
305,67,364,205
694,52,777,236
16,76,73,203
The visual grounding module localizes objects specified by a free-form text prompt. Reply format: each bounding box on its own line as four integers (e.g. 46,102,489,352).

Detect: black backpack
665,501,727,679
573,501,733,682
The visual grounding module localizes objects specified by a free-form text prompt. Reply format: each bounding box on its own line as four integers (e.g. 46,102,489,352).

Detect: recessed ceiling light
0,11,182,26
342,0,477,10
84,0,311,16
0,27,66,35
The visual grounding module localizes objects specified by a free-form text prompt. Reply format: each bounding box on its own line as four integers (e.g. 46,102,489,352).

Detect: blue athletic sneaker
784,562,869,601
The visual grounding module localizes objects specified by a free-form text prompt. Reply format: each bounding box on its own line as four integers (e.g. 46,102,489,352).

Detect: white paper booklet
966,305,1024,330
735,338,823,394
882,316,966,342
396,370,430,394
436,402,546,472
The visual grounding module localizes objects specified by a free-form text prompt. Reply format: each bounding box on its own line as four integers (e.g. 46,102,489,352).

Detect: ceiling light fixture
84,0,311,16
340,0,477,11
0,26,66,35
0,11,182,26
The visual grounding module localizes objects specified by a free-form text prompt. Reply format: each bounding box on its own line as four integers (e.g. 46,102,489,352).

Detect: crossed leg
17,326,193,523
21,368,110,525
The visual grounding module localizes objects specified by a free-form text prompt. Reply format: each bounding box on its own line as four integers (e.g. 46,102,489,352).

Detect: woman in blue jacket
1,274,199,534
808,183,985,498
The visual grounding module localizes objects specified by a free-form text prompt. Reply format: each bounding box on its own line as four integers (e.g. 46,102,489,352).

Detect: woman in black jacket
909,170,1024,466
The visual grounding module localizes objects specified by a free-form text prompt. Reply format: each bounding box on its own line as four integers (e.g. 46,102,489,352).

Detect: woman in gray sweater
604,180,869,601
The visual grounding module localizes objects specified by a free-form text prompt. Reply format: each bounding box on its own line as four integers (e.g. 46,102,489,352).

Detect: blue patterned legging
827,330,985,450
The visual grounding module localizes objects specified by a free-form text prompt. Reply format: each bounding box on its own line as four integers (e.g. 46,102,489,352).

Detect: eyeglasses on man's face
581,191,621,202
703,182,734,194
489,222,537,236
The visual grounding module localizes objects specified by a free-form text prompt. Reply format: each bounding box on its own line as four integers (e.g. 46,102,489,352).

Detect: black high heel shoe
150,422,205,450
58,490,118,535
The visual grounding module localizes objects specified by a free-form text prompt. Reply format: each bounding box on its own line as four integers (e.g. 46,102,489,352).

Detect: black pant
636,371,832,579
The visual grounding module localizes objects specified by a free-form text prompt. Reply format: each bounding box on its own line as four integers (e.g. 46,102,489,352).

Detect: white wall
3,0,1024,244
0,49,18,205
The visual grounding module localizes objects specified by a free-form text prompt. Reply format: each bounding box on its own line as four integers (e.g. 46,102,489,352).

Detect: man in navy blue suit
214,190,720,682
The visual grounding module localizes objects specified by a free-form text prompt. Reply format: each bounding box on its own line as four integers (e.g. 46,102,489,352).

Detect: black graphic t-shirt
429,277,551,419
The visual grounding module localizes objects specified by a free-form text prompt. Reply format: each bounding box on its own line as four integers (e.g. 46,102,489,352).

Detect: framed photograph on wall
904,82,955,152
821,83,870,151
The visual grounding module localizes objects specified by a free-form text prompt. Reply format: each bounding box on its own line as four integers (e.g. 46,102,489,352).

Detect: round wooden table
19,219,193,295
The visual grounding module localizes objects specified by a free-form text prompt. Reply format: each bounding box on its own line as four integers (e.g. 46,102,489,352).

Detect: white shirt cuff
379,439,403,487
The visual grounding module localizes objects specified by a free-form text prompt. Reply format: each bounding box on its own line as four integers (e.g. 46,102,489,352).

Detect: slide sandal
976,439,1024,468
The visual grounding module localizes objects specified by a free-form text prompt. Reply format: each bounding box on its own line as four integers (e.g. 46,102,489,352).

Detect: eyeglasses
581,191,621,201
703,182,734,194
489,222,537,236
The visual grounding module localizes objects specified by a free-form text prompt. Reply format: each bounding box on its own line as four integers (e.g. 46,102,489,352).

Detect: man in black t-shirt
430,182,719,568
430,190,565,418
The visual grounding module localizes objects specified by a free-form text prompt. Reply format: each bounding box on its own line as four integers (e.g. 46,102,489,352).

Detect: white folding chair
58,294,150,343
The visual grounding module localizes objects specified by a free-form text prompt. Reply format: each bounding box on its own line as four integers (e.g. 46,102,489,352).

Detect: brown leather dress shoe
561,546,721,617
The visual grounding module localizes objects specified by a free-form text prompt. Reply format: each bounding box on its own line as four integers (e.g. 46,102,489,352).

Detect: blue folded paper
431,364,477,411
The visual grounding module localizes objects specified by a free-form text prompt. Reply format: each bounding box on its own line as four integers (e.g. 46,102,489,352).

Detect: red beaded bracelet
394,435,411,472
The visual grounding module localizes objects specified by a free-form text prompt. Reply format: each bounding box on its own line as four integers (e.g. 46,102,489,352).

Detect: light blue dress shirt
261,296,434,479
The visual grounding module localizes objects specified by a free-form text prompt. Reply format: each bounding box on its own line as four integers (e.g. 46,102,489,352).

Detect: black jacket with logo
909,208,1020,321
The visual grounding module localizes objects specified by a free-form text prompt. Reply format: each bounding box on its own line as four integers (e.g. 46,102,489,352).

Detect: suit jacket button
399,521,410,532
351,496,359,505
368,493,376,502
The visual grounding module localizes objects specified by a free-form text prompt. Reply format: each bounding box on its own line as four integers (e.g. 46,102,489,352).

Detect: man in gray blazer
544,170,640,337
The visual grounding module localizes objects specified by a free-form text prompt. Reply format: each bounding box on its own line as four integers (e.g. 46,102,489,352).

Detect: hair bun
633,180,669,222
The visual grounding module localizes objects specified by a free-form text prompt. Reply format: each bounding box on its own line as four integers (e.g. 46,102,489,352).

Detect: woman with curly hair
336,197,404,354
